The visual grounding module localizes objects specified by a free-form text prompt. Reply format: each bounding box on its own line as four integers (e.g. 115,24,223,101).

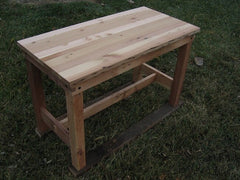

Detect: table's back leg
169,41,193,107
132,65,143,82
66,91,86,171
26,60,49,136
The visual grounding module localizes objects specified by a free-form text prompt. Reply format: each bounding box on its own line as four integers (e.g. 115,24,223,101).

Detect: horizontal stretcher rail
141,63,173,89
84,73,156,119
40,108,70,146
60,73,156,128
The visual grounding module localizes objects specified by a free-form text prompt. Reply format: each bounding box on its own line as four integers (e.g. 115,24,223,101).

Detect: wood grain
19,7,200,174
26,60,50,135
169,41,193,106
84,73,156,119
66,91,86,170
70,35,194,93
141,63,173,89
17,7,200,91
40,108,70,146
18,7,151,45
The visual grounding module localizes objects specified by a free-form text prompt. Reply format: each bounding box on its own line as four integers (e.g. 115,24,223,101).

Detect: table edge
16,6,200,92
69,31,200,89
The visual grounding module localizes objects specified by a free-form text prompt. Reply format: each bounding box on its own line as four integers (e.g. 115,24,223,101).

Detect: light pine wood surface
18,7,199,90
19,7,200,174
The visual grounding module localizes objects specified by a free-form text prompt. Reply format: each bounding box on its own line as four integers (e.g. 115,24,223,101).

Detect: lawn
0,0,239,179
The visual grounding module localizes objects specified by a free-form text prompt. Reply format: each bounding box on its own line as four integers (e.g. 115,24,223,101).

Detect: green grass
0,0,240,179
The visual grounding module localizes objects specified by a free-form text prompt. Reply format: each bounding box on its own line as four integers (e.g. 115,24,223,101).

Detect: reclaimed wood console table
17,7,200,176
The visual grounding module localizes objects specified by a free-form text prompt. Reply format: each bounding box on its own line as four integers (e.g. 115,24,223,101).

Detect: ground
0,0,240,179
10,0,97,4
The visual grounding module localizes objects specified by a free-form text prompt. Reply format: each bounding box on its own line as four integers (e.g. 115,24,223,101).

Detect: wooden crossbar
58,65,171,132
141,63,173,89
60,73,156,128
40,108,70,146
84,73,156,119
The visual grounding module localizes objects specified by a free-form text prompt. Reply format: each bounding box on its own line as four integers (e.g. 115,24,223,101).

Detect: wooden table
17,7,200,176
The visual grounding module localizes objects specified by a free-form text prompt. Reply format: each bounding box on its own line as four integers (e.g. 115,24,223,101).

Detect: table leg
132,65,142,82
66,91,86,171
169,41,192,107
26,60,49,136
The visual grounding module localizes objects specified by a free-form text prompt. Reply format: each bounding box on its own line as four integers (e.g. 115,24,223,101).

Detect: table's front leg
26,60,49,136
169,41,193,107
66,91,86,171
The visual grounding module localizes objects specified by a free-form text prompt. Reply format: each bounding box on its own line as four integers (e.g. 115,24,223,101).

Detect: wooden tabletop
17,7,200,88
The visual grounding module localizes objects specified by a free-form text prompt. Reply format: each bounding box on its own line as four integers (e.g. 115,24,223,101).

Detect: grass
0,0,240,179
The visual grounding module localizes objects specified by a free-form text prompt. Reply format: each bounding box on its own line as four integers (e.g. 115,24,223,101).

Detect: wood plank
59,24,199,83
169,41,193,107
40,108,70,146
26,60,50,136
25,53,70,90
66,91,86,170
30,11,163,57
44,16,178,67
18,7,200,89
18,7,150,46
69,101,183,177
141,63,173,89
84,73,156,119
70,35,193,92
58,82,133,128
132,66,143,82
50,19,188,72
59,116,68,128
59,74,156,127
